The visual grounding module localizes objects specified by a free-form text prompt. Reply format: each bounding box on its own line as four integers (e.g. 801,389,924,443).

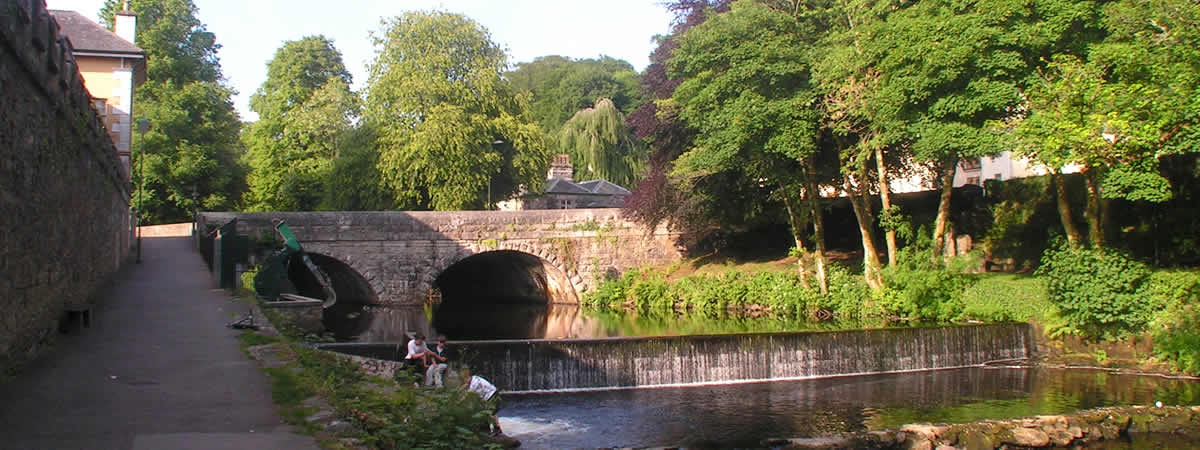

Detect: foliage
242,36,359,212
583,263,881,323
960,275,1054,323
507,55,643,136
1036,243,1157,339
319,125,397,211
101,0,244,224
1153,305,1200,375
364,11,550,210
558,98,645,187
623,0,729,234
877,248,976,322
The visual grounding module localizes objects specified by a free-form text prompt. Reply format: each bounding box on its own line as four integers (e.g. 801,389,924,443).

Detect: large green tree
1009,0,1199,249
364,11,550,210
242,36,359,211
668,0,833,291
102,0,243,224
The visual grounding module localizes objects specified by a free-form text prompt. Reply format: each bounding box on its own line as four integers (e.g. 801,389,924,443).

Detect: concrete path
0,236,318,450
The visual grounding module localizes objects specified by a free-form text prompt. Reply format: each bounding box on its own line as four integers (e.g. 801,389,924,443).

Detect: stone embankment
768,405,1200,449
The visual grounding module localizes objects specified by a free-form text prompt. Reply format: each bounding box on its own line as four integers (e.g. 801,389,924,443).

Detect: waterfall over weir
323,324,1031,393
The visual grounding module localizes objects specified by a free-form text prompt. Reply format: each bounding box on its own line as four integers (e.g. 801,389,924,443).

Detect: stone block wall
198,209,684,305
1,0,133,372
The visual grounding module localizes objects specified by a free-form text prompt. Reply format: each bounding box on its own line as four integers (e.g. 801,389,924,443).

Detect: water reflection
498,367,1200,449
326,302,874,342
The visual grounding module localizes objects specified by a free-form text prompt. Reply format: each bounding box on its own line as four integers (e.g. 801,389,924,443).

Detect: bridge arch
432,246,579,307
287,252,379,339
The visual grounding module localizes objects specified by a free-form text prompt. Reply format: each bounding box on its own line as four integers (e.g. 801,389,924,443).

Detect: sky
45,0,677,121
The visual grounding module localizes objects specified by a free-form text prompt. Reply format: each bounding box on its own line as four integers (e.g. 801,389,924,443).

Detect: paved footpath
0,236,318,450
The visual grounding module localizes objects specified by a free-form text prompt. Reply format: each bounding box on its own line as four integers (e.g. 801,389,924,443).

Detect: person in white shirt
403,333,429,373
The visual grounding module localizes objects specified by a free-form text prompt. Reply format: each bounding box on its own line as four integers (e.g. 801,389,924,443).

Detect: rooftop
48,10,143,56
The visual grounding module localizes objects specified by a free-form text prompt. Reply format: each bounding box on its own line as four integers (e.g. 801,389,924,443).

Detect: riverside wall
1,0,133,372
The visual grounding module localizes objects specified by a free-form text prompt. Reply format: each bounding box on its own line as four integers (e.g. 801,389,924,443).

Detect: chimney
548,154,573,181
114,1,136,45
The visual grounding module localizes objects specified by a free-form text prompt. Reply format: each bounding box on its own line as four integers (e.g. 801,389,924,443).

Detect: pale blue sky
46,0,676,121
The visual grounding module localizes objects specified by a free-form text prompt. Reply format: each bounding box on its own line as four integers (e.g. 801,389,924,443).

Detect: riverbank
767,404,1200,449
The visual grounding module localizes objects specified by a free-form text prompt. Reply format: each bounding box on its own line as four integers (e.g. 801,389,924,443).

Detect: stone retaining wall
1,0,133,373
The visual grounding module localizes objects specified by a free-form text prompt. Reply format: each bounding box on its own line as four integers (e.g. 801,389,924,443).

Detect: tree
101,0,243,224
864,0,1100,261
668,0,831,292
242,36,358,211
364,11,550,210
1009,0,1199,248
558,98,644,186
625,0,731,241
508,56,643,137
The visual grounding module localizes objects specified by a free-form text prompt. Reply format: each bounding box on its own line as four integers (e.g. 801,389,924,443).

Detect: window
966,176,981,186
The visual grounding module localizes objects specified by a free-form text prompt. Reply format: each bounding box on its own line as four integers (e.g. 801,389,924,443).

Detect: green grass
960,273,1055,323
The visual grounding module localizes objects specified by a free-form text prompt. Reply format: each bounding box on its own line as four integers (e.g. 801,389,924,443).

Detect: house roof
545,178,594,195
577,180,631,196
49,10,144,57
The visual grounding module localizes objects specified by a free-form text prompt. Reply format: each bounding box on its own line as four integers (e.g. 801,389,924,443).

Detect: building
497,154,632,210
49,8,145,178
890,150,1083,194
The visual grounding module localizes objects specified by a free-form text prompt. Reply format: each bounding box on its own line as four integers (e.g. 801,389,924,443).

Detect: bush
1153,305,1200,375
878,249,976,322
1035,243,1155,340
960,274,1053,322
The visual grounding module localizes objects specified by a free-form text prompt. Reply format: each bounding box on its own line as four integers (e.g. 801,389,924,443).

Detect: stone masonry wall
1,0,133,372
198,209,684,305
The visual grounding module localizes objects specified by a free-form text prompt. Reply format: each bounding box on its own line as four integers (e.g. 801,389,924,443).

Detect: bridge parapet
198,209,683,305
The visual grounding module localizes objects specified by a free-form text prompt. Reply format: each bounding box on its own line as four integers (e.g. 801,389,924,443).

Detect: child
424,335,449,387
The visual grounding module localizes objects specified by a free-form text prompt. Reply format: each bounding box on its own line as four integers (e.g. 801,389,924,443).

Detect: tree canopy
101,0,243,224
364,11,550,210
242,36,359,211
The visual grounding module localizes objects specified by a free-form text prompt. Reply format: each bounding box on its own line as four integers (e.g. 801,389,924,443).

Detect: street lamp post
135,118,150,263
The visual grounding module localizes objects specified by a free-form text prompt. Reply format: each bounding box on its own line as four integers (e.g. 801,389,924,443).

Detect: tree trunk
1052,170,1083,248
803,160,828,294
931,158,957,263
781,189,812,290
1083,167,1105,248
875,146,897,266
845,175,884,290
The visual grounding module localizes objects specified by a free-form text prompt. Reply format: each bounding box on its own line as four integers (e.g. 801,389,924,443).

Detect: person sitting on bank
404,333,429,373
425,335,449,387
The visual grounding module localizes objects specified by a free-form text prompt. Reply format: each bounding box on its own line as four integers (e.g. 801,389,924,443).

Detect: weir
323,323,1032,393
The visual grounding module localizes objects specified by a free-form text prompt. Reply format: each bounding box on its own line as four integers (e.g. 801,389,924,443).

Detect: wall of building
75,55,135,175
0,1,133,373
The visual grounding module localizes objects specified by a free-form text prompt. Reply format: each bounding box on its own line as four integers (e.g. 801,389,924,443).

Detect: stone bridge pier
198,209,683,307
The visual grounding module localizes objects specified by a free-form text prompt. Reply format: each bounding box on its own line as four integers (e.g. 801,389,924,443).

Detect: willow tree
558,98,644,186
364,11,550,210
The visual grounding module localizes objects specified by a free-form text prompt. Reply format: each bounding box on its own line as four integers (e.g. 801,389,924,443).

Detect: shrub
1153,304,1200,375
1035,243,1155,340
878,249,975,322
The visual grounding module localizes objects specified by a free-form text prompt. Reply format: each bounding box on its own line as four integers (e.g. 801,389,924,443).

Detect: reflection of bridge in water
323,304,608,342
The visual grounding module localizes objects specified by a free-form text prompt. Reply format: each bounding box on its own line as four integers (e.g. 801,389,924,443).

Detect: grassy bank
234,294,503,450
583,248,1200,376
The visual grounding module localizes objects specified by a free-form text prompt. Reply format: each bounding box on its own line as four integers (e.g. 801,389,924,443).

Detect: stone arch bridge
197,209,682,307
